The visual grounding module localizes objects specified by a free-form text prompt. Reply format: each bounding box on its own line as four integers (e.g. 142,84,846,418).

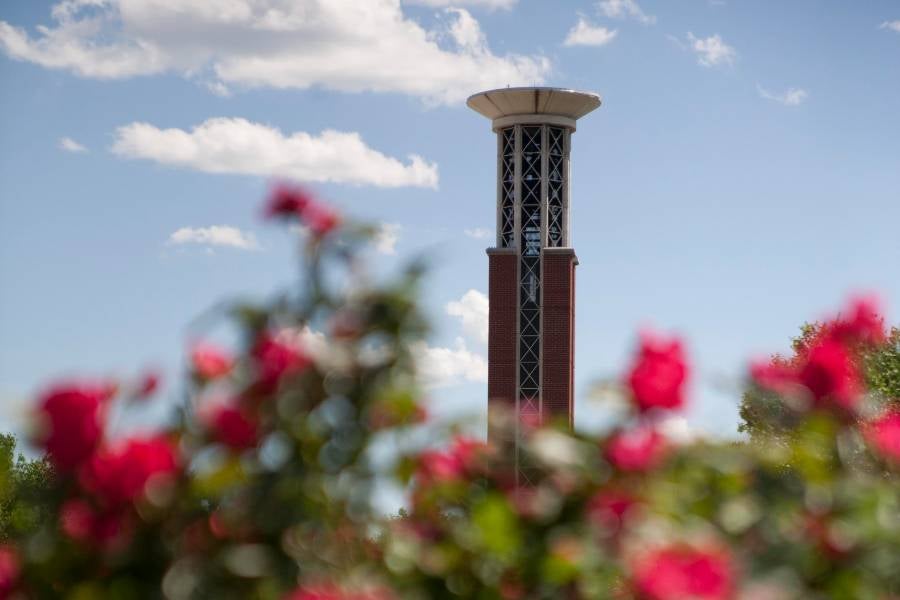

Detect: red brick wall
487,250,517,443
542,250,576,428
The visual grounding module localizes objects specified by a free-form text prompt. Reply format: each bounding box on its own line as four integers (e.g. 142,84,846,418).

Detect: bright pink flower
300,199,341,237
606,426,668,472
209,405,258,450
35,381,112,473
0,544,19,597
627,331,689,413
799,338,862,410
633,545,735,600
190,342,234,381
749,360,798,395
417,449,465,483
80,436,179,507
251,333,311,389
865,410,900,463
830,295,886,346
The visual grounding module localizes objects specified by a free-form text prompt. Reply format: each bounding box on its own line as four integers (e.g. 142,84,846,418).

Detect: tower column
468,87,601,485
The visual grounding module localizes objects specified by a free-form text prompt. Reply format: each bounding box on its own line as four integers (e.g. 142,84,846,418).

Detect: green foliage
0,434,52,541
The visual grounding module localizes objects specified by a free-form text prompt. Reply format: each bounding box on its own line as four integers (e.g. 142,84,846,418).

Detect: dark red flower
264,184,341,237
799,338,862,410
265,184,314,219
209,405,258,450
0,544,19,597
632,545,734,600
59,498,130,546
627,331,689,413
830,295,886,346
865,410,900,463
251,333,311,390
135,370,161,400
190,342,234,381
35,381,112,473
606,426,668,472
587,489,638,533
80,436,179,507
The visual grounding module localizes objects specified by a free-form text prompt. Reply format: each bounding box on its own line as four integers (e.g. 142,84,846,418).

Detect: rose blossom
830,295,886,345
627,331,689,412
0,545,19,596
208,405,258,450
264,184,341,237
80,436,179,507
799,338,862,410
632,545,735,600
865,410,900,463
190,342,234,381
251,332,312,390
587,489,638,533
59,498,130,546
606,426,668,472
35,381,112,473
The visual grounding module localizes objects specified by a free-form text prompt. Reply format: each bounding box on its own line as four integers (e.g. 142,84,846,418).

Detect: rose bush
2,186,898,599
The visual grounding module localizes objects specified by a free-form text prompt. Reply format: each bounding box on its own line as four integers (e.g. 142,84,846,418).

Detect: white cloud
374,223,401,255
413,337,487,388
0,1,549,105
404,0,516,9
596,0,655,25
446,289,489,345
880,20,900,33
111,117,439,188
685,33,735,67
464,227,492,239
564,17,618,47
757,84,808,106
167,225,259,250
58,136,88,153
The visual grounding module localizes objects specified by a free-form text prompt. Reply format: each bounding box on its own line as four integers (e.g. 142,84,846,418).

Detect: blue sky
1,0,898,440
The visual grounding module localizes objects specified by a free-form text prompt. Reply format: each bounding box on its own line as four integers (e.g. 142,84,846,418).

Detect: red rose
265,184,314,219
80,436,179,507
264,184,341,237
830,295,886,345
799,338,862,410
606,426,668,472
135,370,161,400
627,331,689,413
59,498,130,546
587,489,637,533
749,359,798,395
251,333,311,390
417,449,464,483
35,381,112,473
209,405,258,450
865,410,900,463
190,342,234,381
633,545,734,600
0,544,19,596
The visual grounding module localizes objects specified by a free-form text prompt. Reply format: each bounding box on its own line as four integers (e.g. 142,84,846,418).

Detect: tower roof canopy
467,87,601,121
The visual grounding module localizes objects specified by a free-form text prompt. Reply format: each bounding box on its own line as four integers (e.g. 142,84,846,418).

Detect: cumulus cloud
757,84,808,106
446,289,489,345
564,17,618,47
596,0,655,25
374,223,401,255
880,20,900,33
0,0,549,105
413,337,488,388
404,0,516,9
58,136,88,152
111,117,439,188
685,33,735,67
464,227,492,239
167,225,259,250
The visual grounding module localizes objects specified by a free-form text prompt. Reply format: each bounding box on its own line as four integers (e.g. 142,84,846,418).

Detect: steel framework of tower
467,87,601,485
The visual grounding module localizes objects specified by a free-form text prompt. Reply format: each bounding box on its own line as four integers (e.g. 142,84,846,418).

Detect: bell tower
467,87,601,483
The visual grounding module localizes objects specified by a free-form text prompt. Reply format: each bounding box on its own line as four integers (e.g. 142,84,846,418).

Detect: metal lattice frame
495,124,571,485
